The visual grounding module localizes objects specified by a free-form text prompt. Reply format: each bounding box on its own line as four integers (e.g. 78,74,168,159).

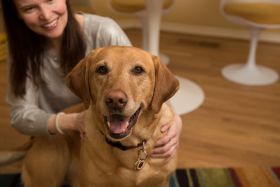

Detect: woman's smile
41,17,59,31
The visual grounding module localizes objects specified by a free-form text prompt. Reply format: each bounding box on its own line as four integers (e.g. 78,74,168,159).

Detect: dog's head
66,46,179,140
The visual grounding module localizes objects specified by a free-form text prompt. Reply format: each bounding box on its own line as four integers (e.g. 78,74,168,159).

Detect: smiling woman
0,0,131,136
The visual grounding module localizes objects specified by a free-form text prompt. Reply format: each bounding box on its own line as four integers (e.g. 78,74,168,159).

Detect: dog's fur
12,46,179,187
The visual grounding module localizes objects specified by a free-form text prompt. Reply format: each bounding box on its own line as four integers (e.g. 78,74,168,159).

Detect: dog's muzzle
104,107,141,139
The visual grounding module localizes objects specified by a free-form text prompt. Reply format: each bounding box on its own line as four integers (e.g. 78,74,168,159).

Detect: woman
1,0,182,158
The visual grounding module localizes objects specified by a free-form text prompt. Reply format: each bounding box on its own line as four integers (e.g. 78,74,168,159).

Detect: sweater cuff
35,112,53,136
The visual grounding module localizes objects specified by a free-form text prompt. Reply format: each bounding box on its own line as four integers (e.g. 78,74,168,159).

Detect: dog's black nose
105,90,127,111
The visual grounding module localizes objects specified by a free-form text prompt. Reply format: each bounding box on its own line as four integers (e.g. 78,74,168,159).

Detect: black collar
105,138,146,151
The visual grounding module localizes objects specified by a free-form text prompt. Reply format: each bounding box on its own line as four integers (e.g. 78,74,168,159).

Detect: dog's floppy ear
65,57,91,109
151,55,179,113
65,48,105,108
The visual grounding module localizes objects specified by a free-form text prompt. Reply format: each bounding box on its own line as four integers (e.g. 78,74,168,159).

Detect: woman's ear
150,55,179,113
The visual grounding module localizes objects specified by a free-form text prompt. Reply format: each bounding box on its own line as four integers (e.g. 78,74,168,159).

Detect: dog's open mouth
104,107,141,139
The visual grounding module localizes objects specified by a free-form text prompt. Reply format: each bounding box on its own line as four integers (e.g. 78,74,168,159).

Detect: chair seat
111,0,173,13
220,0,280,85
224,3,280,24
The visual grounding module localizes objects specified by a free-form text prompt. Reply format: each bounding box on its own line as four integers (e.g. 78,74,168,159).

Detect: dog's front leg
21,136,71,187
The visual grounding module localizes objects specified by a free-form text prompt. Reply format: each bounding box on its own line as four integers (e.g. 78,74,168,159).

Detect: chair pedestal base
170,76,204,115
222,63,279,86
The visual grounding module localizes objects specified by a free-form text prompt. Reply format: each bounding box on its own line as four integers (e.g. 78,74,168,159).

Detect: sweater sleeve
6,78,52,136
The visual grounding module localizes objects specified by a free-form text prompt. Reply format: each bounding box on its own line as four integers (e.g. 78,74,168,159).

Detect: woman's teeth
43,19,58,30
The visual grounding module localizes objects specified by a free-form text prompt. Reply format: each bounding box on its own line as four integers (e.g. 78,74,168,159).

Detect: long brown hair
1,0,86,97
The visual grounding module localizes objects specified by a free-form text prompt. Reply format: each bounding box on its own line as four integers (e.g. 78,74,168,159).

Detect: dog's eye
131,66,145,75
96,65,109,75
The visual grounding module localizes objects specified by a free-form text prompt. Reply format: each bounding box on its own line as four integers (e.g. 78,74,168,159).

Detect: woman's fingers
74,111,86,138
151,113,182,159
151,138,178,158
160,122,171,133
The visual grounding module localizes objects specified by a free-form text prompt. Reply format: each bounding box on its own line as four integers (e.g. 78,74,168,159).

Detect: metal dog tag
135,159,145,170
134,143,148,170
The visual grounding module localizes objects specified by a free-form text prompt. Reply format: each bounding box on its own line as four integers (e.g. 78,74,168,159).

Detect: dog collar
105,138,146,151
105,138,149,170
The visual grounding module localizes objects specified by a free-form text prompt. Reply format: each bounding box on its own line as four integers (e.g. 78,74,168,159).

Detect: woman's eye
96,65,109,75
46,0,54,4
22,6,35,13
131,66,145,75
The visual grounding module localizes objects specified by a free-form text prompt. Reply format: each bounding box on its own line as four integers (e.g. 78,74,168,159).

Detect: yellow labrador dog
21,46,179,187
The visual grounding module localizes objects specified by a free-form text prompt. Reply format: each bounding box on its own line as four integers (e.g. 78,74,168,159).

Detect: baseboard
117,19,280,43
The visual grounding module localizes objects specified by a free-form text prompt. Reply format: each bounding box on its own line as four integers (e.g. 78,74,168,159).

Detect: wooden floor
126,29,280,167
0,29,280,172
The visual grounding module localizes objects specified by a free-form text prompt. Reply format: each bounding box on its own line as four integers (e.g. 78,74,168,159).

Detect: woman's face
14,0,68,40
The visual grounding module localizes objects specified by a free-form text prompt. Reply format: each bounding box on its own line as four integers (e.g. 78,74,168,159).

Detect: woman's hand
48,111,86,137
151,114,182,159
72,111,86,138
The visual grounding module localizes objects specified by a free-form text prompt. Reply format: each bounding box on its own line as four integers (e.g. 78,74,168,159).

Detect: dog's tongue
108,115,130,134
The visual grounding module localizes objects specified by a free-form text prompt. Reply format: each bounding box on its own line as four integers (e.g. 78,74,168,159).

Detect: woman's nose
39,5,51,20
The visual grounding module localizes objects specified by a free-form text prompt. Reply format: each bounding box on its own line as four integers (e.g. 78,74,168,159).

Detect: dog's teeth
107,121,110,128
125,121,129,129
